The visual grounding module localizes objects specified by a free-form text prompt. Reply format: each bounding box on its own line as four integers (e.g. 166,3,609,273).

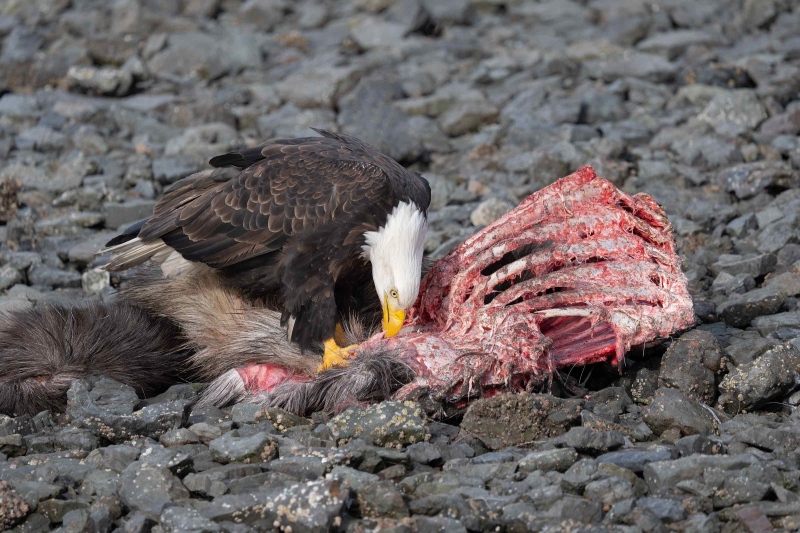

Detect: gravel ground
1,0,800,531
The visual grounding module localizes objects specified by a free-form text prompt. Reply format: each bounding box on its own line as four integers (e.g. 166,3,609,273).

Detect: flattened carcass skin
226,166,694,412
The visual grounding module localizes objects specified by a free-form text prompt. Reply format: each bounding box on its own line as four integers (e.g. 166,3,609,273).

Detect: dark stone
338,78,437,163
636,497,686,522
596,448,676,474
642,388,717,436
553,427,625,454
718,161,799,199
460,393,583,450
208,431,277,464
717,342,800,414
203,480,350,532
518,448,578,473
0,481,30,530
719,286,786,328
357,480,409,519
327,401,428,448
267,456,328,481
658,330,723,404
67,378,190,443
160,506,222,533
103,200,157,229
119,462,190,519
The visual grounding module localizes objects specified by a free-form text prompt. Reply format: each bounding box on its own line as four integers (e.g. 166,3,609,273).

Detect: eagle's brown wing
137,138,393,269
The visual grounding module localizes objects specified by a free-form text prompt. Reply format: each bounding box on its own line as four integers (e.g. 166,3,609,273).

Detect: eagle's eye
389,288,398,299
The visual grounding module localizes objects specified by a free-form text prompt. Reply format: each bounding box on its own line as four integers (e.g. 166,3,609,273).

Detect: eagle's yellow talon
319,338,357,371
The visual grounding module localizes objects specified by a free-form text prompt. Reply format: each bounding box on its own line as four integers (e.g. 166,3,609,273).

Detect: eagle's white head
362,201,427,338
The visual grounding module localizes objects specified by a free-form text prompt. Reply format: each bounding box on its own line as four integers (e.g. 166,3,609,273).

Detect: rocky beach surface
1,0,800,531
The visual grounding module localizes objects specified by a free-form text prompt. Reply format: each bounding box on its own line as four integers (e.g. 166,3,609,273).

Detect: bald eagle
101,129,431,370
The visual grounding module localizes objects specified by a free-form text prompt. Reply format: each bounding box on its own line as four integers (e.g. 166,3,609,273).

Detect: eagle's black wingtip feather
104,218,149,247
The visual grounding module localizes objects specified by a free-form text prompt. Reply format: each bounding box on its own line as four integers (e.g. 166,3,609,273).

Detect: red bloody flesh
239,166,695,404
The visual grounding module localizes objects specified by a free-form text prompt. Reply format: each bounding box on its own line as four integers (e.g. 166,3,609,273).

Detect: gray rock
327,401,428,448
183,463,261,497
0,434,26,457
357,480,409,519
327,466,380,491
66,66,133,97
518,448,578,473
54,427,98,452
80,469,121,498
338,78,437,163
642,388,718,436
554,427,625,454
411,515,468,533
643,453,760,492
256,104,337,139
461,393,582,450
717,342,800,413
204,480,349,531
84,444,140,472
27,266,82,289
103,200,157,229
0,94,39,118
752,311,800,335
438,99,499,137
757,219,798,254
67,378,189,443
253,406,310,432
119,462,190,519
637,29,725,59
710,253,777,278
138,445,194,476
630,367,660,405
160,506,222,533
583,476,635,506
699,90,768,137
152,157,201,184
724,335,776,367
726,213,757,237
159,428,200,447
82,268,110,293
711,272,756,295
38,498,88,525
15,126,66,152
277,65,361,109
718,161,799,199
718,286,786,328
740,0,779,29
658,330,723,404
407,442,443,466
0,264,22,290
267,456,328,481
208,431,277,464
469,198,513,227
636,497,686,522
188,422,224,444
147,32,262,80
349,18,407,50
584,52,678,83
713,471,771,507
597,448,675,474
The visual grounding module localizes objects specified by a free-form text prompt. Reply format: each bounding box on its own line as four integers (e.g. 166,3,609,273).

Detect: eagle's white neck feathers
362,201,427,309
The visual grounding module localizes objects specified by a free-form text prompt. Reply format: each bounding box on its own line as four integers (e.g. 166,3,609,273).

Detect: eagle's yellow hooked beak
383,299,406,338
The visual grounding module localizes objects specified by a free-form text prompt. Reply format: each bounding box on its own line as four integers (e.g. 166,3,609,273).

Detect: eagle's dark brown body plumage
104,129,430,350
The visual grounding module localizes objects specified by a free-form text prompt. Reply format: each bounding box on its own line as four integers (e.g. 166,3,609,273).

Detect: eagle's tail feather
0,301,189,416
99,237,169,272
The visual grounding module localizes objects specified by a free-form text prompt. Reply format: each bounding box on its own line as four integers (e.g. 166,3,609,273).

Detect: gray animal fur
0,301,187,416
0,263,419,416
